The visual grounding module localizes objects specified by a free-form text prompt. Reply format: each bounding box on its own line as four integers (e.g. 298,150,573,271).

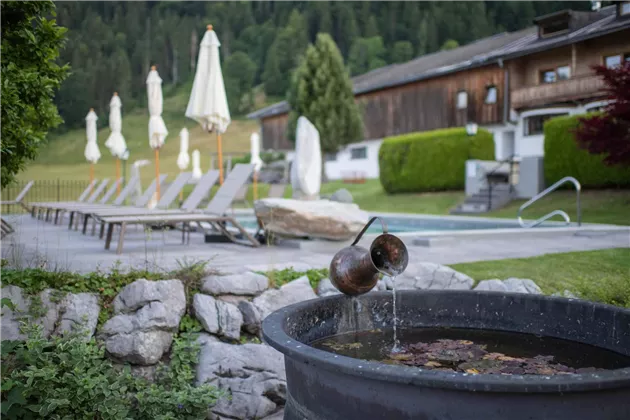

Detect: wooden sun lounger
0,180,34,212
30,180,98,217
84,171,219,237
97,164,258,254
41,177,136,225
1,217,15,238
68,175,166,230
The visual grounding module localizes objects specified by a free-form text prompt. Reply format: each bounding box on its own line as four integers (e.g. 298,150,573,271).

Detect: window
557,65,570,80
485,85,497,104
605,53,630,68
540,65,570,84
621,2,630,15
350,146,367,160
456,91,468,109
605,54,622,68
324,153,337,162
541,69,556,83
539,18,570,37
523,113,569,136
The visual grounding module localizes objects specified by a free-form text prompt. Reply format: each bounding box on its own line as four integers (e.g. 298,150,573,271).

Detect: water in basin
311,327,630,375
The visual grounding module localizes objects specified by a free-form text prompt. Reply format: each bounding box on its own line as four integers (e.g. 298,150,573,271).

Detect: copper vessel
329,217,409,296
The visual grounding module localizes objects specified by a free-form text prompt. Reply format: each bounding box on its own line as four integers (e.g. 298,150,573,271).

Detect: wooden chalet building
247,3,630,181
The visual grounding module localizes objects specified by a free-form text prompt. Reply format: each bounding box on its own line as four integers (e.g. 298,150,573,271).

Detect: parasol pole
155,147,160,200
217,132,224,184
179,169,184,203
90,163,95,195
116,158,121,195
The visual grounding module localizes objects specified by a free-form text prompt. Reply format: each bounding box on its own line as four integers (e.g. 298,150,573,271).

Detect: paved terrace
2,213,628,275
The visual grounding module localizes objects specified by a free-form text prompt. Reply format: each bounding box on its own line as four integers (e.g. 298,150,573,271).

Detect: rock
474,279,508,292
198,342,286,420
1,287,100,341
373,279,387,292
317,278,342,297
104,330,173,365
37,289,63,338
1,285,31,341
238,300,261,334
196,332,221,347
383,276,394,290
254,198,369,241
290,116,321,199
330,188,353,203
503,278,543,294
261,410,285,420
113,278,186,317
394,263,473,291
253,276,317,319
202,272,269,296
55,292,100,339
193,294,243,341
100,279,186,365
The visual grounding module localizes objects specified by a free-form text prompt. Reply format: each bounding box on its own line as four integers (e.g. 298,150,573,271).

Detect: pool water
237,215,567,234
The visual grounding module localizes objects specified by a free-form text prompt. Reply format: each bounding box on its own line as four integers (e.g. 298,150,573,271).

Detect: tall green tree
262,10,308,96
348,36,387,76
224,51,257,114
391,41,414,64
1,1,69,188
287,33,363,177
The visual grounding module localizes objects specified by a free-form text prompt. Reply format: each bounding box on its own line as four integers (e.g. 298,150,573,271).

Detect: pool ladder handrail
518,176,581,228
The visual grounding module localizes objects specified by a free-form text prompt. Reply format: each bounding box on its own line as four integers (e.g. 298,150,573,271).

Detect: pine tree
262,10,308,96
224,51,257,114
287,33,363,174
348,36,387,76
391,41,414,64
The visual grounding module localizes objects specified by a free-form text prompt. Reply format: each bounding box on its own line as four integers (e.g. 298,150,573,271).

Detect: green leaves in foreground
1,325,224,420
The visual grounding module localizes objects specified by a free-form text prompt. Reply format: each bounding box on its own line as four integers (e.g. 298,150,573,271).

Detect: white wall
325,139,383,180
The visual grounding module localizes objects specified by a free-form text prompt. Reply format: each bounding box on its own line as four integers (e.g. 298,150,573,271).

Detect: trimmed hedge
378,127,494,193
544,114,630,188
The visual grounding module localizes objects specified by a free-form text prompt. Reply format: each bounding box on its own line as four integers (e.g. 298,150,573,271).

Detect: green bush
544,114,630,188
0,322,224,419
378,127,494,193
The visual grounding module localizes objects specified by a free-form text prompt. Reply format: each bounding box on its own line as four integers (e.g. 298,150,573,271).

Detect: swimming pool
236,213,574,234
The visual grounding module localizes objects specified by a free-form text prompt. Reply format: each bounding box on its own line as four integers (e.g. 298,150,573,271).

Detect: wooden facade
356,65,505,139
261,113,291,150
260,64,505,148
507,29,630,110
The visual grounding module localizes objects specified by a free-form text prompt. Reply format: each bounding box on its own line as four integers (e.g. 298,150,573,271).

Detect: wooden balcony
511,74,605,110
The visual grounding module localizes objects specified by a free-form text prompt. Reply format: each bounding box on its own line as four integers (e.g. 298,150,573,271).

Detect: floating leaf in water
386,339,604,376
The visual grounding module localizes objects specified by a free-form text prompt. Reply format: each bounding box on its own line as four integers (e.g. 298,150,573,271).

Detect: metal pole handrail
518,176,581,228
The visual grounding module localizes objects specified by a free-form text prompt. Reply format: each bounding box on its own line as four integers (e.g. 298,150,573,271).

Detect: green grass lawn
450,248,630,308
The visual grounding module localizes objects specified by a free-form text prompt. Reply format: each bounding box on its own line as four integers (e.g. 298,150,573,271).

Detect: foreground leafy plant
0,324,224,419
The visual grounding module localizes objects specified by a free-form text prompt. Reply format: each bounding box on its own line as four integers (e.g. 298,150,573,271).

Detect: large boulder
388,263,474,291
1,286,100,341
474,278,543,295
254,198,369,241
197,342,286,420
99,279,186,365
473,279,508,292
316,278,342,297
252,276,317,319
201,272,269,296
193,294,243,341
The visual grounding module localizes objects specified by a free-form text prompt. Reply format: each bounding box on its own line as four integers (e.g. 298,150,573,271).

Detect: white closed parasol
84,108,101,194
147,65,168,199
250,132,264,200
192,149,203,180
291,116,322,199
185,24,231,185
105,92,127,194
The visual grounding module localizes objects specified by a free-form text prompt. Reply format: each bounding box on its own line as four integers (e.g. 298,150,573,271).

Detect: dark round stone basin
262,290,630,420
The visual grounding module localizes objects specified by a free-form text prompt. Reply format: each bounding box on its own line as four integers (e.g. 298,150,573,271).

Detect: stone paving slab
2,215,628,274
